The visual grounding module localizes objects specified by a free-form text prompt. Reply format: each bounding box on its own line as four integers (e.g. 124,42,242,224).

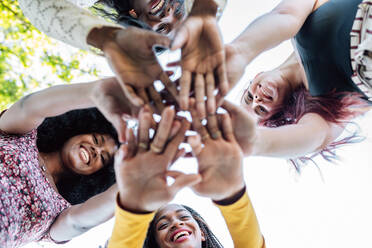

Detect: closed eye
92,134,98,145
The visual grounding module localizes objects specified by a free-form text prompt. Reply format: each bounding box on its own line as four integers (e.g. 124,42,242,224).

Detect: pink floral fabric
0,129,70,247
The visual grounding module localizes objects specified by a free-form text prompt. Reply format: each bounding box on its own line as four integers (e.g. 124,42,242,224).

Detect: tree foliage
0,0,100,110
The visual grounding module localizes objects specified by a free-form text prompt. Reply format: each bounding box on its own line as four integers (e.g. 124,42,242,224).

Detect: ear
129,9,138,18
201,230,206,242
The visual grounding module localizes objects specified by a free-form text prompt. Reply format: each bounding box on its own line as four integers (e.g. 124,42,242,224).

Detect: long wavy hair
37,108,119,205
144,205,223,248
257,85,369,171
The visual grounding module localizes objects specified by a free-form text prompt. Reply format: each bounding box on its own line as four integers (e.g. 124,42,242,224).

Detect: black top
294,0,363,97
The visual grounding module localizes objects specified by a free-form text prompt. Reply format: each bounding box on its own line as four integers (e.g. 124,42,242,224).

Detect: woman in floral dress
0,77,135,247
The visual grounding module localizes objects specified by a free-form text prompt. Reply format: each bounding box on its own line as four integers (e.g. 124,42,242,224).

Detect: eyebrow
155,209,189,225
101,134,105,145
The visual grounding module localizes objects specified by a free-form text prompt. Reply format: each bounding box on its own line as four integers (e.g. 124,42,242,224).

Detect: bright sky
27,0,372,247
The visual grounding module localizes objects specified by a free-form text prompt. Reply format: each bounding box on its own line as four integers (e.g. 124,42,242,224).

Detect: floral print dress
0,129,70,247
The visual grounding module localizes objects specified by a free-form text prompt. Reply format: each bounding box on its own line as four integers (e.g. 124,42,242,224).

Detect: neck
39,151,65,184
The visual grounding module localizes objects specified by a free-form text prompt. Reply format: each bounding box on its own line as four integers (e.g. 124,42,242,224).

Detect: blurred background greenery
0,0,101,110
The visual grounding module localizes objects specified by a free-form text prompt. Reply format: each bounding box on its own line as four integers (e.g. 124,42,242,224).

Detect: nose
170,220,184,231
90,145,105,158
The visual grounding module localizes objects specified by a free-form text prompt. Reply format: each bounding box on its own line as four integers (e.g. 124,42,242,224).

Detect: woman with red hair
221,0,371,165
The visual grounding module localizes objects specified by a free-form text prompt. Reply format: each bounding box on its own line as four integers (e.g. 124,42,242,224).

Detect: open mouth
148,0,168,16
171,230,191,243
79,145,91,164
260,84,275,101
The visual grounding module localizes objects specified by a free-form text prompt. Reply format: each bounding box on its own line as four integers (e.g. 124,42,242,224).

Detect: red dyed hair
258,85,369,171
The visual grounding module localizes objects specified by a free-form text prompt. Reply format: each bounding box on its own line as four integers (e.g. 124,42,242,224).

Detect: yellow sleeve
215,192,265,248
107,200,155,248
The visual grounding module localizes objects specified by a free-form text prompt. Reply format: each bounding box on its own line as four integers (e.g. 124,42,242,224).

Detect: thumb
149,32,171,49
111,115,127,143
221,99,241,114
167,171,202,194
115,144,129,164
171,26,189,50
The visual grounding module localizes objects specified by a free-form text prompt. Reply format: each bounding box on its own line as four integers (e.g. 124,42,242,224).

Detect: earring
129,9,138,18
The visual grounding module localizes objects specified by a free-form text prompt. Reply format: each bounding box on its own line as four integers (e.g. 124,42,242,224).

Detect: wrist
213,186,246,206
87,26,121,50
228,41,254,66
189,0,218,17
118,192,152,214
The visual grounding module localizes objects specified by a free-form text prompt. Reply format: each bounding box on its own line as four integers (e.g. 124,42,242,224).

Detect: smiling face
131,0,186,35
154,204,205,248
61,133,117,175
241,71,292,119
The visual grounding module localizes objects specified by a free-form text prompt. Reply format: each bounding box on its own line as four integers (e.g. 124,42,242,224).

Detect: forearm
189,0,218,16
215,191,264,248
50,184,118,242
251,114,337,158
108,198,155,248
231,0,315,65
18,0,122,50
0,81,98,134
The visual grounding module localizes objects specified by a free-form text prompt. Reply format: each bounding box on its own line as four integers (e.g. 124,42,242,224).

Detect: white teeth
80,147,90,164
173,231,189,242
151,0,164,14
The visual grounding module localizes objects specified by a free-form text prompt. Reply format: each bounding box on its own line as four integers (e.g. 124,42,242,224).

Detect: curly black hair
93,0,151,29
143,205,223,248
37,108,119,205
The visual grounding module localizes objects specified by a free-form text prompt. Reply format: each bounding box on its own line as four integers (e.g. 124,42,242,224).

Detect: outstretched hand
171,0,227,118
114,106,200,213
187,99,245,201
90,26,178,108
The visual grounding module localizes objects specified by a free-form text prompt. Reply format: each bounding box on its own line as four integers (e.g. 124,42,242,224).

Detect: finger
121,82,144,107
187,135,202,156
164,119,190,158
125,128,136,159
189,98,209,140
207,113,221,140
170,26,189,50
195,73,206,119
151,107,175,153
109,115,127,143
170,148,186,165
205,72,216,114
167,61,181,67
137,107,152,153
114,144,128,164
147,85,165,114
221,113,236,142
217,63,228,97
137,88,150,105
167,171,202,195
221,99,240,115
159,72,179,105
179,70,192,110
169,120,181,139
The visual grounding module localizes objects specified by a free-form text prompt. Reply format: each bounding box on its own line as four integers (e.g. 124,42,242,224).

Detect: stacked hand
89,26,179,112
114,106,200,213
170,0,227,118
188,99,245,201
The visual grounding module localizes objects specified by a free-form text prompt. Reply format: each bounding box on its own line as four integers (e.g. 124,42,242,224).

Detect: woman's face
132,0,186,35
154,204,205,248
61,133,117,175
241,71,292,119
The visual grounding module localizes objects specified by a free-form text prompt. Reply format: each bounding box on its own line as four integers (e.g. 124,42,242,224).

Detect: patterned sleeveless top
0,129,70,247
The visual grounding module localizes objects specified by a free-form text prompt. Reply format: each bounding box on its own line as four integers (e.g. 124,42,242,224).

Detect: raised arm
0,78,134,141
0,81,97,134
222,101,343,159
18,0,121,50
188,99,264,248
49,184,118,242
230,0,317,68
